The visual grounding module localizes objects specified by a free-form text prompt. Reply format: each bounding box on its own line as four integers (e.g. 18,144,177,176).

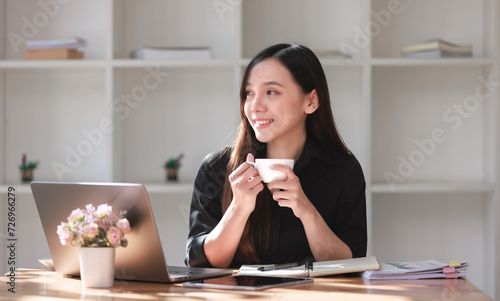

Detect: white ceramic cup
248,159,294,183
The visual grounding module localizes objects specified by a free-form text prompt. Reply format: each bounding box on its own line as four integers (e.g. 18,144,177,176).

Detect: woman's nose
251,93,266,112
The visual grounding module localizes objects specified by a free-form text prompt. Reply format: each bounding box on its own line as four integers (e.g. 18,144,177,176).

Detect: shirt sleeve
335,156,367,258
184,151,229,267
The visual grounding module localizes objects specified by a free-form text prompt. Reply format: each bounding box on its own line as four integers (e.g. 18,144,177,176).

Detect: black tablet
183,275,313,291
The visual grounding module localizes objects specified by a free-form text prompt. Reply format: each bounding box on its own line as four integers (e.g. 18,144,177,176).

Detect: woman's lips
254,119,274,128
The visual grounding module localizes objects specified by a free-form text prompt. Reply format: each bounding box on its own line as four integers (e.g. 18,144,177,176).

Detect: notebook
238,256,380,277
31,181,233,283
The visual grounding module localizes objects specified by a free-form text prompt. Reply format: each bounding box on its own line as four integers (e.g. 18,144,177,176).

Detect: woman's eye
267,90,277,95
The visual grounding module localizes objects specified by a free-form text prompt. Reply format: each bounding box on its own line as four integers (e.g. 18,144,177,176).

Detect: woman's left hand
267,165,353,261
266,165,314,219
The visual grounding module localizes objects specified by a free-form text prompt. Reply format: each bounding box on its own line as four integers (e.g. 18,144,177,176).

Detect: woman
185,43,366,268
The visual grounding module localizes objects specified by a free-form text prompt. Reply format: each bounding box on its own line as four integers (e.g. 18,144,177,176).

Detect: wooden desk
1,269,492,301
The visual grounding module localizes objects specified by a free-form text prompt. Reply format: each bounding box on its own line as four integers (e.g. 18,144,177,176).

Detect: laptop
31,181,233,283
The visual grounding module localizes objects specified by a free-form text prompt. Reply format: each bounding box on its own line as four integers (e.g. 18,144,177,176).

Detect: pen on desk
304,257,314,272
257,262,300,271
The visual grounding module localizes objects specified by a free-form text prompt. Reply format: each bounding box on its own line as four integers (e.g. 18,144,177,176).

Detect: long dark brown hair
222,43,352,263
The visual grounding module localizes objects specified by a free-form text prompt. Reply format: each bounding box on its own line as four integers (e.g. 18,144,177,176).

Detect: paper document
362,259,468,280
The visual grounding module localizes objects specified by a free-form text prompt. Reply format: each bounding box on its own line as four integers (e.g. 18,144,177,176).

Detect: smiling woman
185,43,367,269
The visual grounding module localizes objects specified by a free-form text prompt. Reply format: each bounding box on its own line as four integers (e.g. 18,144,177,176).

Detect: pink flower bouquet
57,204,130,247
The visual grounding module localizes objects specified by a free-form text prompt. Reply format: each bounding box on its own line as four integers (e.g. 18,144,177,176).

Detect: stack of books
24,37,85,60
362,259,468,280
131,46,212,60
401,39,472,58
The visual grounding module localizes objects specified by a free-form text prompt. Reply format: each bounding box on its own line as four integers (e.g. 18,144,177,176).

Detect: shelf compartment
113,0,238,60
371,67,493,185
242,0,365,59
371,0,494,59
3,70,109,183
372,192,487,286
112,68,239,183
3,0,107,60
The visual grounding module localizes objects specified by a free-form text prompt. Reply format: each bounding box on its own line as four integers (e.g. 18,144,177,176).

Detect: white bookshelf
0,0,498,298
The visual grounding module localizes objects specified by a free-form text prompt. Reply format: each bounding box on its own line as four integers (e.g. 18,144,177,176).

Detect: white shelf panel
371,58,497,67
1,58,495,70
112,59,243,69
318,58,367,67
143,182,194,194
0,182,194,195
0,184,32,194
0,60,108,70
371,181,494,194
7,181,492,195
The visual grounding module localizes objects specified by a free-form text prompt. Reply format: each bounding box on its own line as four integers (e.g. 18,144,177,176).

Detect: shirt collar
294,135,347,173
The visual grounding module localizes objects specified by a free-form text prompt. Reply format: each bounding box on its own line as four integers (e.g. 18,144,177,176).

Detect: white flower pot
79,247,115,288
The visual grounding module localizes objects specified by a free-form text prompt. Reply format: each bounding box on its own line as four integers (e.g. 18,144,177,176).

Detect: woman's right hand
204,153,264,268
228,153,264,215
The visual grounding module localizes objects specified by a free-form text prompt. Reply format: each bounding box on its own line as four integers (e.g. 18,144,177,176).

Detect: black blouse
185,137,367,268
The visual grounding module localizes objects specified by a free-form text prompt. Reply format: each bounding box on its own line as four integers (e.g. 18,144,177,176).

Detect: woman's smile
253,118,274,128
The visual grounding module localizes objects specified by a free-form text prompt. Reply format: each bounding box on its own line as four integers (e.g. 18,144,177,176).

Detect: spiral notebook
238,256,380,277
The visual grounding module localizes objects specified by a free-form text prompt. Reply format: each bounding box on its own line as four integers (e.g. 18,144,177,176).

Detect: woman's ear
304,89,319,114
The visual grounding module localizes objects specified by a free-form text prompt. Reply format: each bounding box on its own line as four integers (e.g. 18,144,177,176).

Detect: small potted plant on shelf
164,153,184,181
57,203,130,288
19,153,38,183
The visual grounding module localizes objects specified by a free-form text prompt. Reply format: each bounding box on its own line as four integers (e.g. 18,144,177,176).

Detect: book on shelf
26,37,86,50
403,49,473,58
24,37,85,60
401,39,472,58
362,259,468,280
238,256,380,278
24,48,84,60
131,46,212,60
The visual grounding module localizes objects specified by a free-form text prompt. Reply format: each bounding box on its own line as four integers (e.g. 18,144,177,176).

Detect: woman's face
244,58,314,145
